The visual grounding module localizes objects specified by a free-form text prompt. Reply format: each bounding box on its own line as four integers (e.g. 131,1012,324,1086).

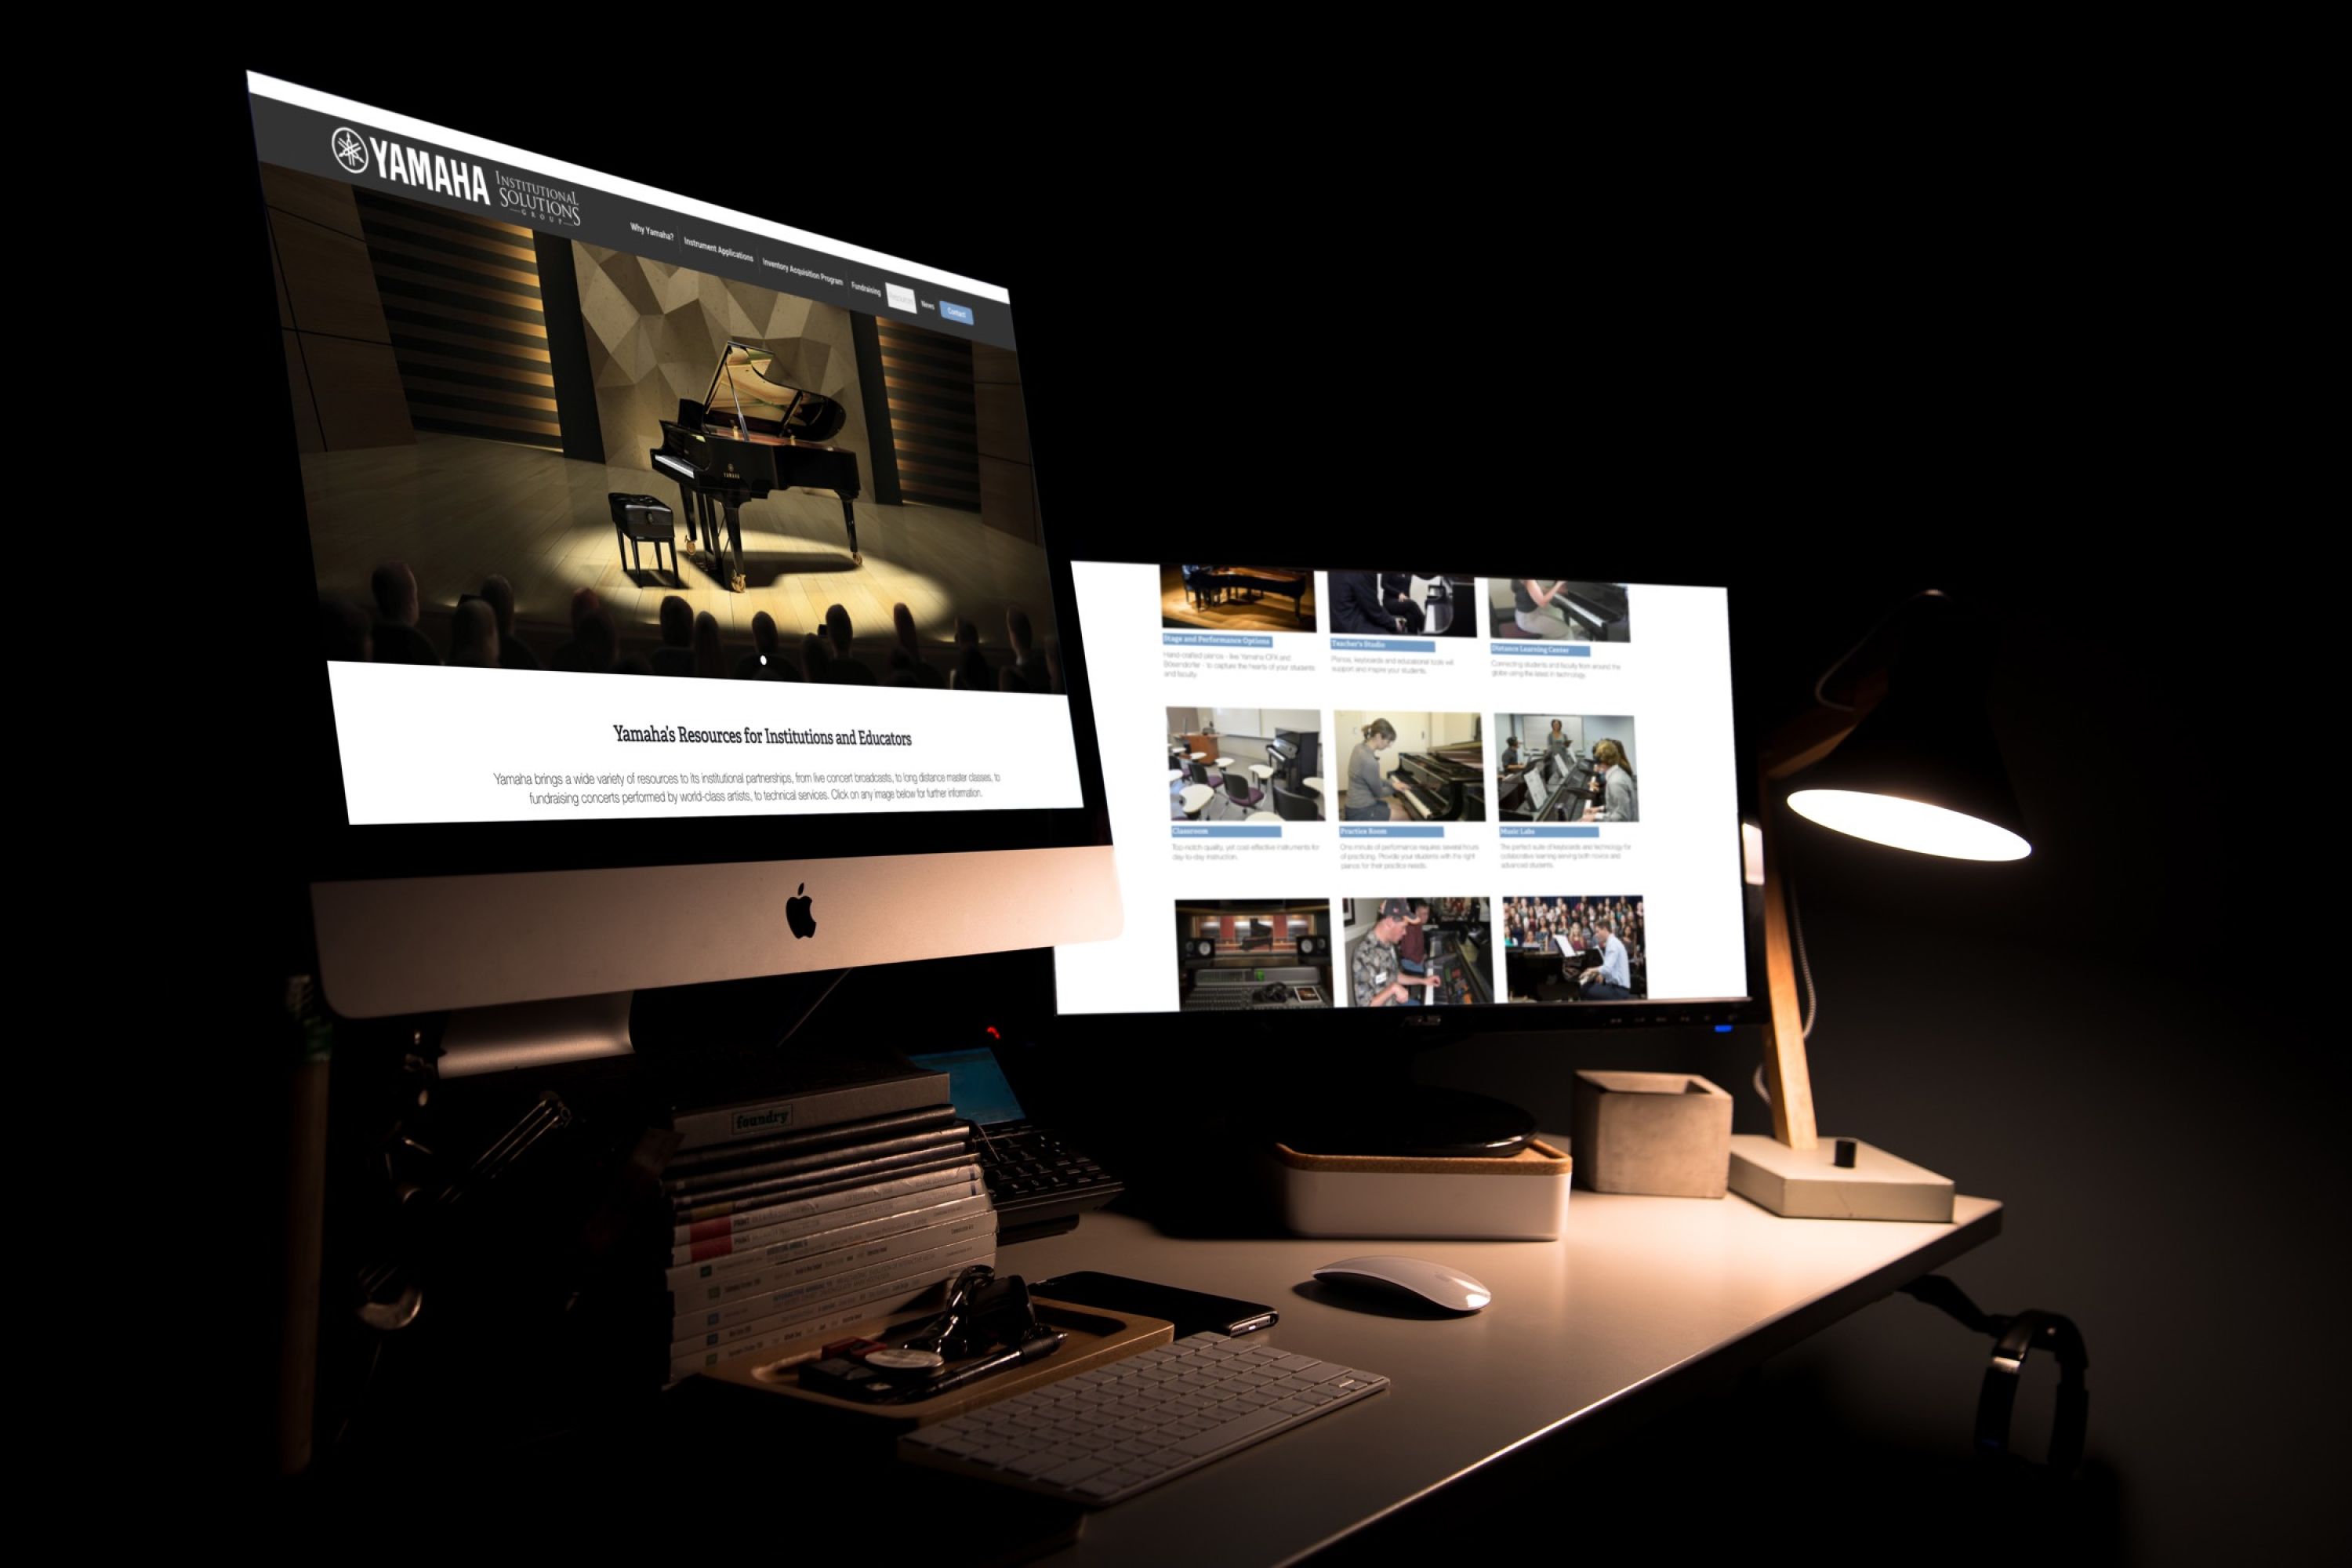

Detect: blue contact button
939,300,975,325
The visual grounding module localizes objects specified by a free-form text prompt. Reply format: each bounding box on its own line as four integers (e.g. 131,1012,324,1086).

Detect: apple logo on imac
786,882,817,939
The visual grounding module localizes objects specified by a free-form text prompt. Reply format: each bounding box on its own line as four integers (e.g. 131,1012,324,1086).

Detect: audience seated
554,603,619,675
339,561,1057,693
369,561,440,666
448,599,500,668
950,617,992,691
651,595,697,677
550,589,608,673
479,575,538,670
1007,607,1049,691
892,602,946,687
823,604,877,684
320,597,372,662
691,611,728,678
736,612,800,680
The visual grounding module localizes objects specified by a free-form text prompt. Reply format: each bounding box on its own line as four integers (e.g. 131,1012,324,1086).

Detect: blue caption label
1171,825,1282,839
1499,825,1601,839
1330,637,1436,653
1163,632,1275,648
1338,824,1445,839
1491,643,1592,657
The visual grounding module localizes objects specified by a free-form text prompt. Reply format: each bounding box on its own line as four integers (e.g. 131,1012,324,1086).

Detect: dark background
167,53,2329,1561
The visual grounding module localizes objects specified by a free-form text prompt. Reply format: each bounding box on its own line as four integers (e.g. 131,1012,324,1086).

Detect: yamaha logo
326,125,491,208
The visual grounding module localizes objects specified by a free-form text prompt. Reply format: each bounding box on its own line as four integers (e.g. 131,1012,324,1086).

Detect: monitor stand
437,991,635,1077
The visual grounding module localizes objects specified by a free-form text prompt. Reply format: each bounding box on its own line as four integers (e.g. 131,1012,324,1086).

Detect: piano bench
609,493,677,576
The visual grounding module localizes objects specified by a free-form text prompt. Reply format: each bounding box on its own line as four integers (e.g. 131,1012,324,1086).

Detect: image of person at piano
1396,902,1432,998
1343,719,1407,821
1578,918,1635,1000
1515,579,1577,637
1354,900,1441,1007
1182,565,1230,607
1332,571,1417,635
1581,739,1639,822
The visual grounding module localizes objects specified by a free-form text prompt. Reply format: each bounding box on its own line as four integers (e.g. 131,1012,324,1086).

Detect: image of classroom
1167,709,1326,822
1487,579,1632,641
1174,901,1334,1011
1327,572,1478,637
1341,898,1494,1007
1160,565,1316,632
1500,895,1646,1003
1495,716,1639,823
1332,713,1486,822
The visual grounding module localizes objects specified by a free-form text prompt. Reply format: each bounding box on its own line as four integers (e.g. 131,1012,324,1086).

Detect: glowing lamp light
1785,593,2032,863
1786,789,2031,862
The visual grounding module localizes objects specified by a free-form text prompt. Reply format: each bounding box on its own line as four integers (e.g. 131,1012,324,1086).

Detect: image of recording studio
1333,712,1486,822
1500,895,1646,1002
1167,708,1325,822
1341,898,1494,1007
1160,564,1317,632
1495,715,1639,824
1174,900,1334,1010
1327,572,1476,637
1487,579,1632,641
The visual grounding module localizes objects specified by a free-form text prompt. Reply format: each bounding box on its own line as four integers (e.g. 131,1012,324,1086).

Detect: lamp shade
1784,597,2031,862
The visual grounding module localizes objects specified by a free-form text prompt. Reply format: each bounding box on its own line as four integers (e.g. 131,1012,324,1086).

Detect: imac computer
1051,566,1766,1149
244,73,1119,1043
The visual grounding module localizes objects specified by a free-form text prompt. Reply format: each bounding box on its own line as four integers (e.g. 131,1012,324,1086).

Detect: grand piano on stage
651,343,865,593
1391,740,1487,822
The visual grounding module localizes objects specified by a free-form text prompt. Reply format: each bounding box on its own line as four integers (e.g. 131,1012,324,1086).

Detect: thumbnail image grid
1496,715,1638,823
1175,901,1333,1011
1328,571,1476,637
1342,898,1494,1007
1166,708,1324,822
1334,712,1486,822
1487,579,1631,642
1160,564,1316,632
1500,895,1646,1002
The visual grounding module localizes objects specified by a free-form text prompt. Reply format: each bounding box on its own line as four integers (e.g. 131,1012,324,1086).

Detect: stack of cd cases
662,1067,996,1383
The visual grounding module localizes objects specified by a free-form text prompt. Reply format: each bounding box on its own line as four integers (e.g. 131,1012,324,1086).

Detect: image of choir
1501,895,1646,1002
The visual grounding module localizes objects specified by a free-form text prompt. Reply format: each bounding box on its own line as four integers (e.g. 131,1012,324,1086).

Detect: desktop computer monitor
1053,568,1765,1032
243,72,1118,1023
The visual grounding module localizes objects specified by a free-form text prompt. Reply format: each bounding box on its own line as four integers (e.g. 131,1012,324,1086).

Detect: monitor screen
1054,569,1751,1020
249,74,1092,864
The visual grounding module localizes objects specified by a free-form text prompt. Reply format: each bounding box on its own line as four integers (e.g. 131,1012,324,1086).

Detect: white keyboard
898,1331,1389,1506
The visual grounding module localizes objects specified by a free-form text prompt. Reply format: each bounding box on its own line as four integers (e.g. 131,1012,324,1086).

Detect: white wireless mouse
1313,1255,1493,1313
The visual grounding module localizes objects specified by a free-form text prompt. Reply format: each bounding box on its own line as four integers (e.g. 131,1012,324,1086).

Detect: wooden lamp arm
1755,669,1886,1149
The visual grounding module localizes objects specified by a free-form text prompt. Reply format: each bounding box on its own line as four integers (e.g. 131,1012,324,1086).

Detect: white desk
999,1192,2000,1566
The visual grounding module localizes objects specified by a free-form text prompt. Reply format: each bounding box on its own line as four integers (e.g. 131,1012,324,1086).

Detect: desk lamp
1730,590,2030,1221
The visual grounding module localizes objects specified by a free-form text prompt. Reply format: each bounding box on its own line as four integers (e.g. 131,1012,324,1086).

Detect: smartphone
1030,1272,1277,1338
